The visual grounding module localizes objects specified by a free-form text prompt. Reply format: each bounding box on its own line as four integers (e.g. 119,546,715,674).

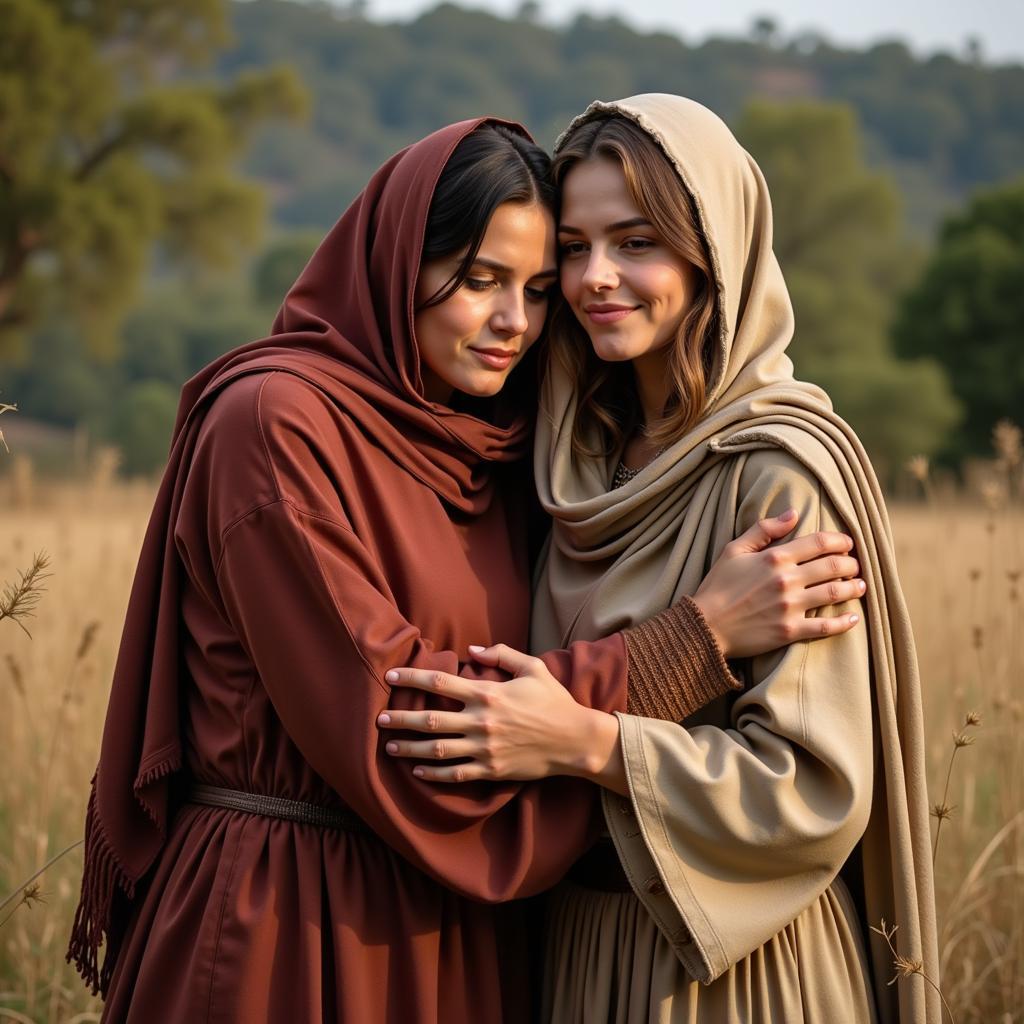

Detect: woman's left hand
378,647,615,783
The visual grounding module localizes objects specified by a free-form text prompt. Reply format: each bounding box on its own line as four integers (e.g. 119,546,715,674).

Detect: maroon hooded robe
68,119,652,1023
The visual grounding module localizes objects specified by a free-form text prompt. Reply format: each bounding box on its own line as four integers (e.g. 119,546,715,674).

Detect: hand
378,647,617,784
693,509,865,659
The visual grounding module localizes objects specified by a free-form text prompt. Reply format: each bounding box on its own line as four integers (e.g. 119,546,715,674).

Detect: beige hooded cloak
532,94,939,1023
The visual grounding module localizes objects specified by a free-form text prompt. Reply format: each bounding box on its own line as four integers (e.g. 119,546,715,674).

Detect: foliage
738,101,962,471
0,0,307,358
893,179,1024,462
218,2,1024,234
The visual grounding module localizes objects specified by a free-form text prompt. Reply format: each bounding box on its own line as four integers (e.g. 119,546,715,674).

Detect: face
558,157,696,368
414,201,557,404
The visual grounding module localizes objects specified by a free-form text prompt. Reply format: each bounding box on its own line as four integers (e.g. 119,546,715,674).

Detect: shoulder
200,370,339,453
190,370,351,531
733,445,848,535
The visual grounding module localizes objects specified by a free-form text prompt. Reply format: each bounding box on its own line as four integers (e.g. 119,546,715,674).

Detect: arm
379,520,865,790
195,373,731,900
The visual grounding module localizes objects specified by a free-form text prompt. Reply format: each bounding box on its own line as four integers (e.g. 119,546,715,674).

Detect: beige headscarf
533,94,939,1022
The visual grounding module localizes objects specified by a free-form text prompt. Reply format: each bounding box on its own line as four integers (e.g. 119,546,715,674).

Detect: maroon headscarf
68,117,535,994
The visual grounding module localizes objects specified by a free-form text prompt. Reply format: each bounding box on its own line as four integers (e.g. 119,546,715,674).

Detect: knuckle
765,549,785,568
452,766,466,783
820,618,832,636
425,711,440,731
827,556,840,575
432,741,447,759
828,582,840,603
778,621,796,643
430,672,447,691
814,531,828,552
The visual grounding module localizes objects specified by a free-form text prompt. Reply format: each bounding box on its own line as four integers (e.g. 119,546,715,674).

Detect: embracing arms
379,510,865,793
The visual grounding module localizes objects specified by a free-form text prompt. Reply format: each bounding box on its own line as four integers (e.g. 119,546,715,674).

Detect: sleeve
604,450,874,983
198,372,723,902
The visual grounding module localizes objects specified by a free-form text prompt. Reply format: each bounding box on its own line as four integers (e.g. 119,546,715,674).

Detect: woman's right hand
692,509,865,659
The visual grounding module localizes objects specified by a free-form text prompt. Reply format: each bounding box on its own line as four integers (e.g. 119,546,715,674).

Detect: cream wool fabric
531,94,939,1023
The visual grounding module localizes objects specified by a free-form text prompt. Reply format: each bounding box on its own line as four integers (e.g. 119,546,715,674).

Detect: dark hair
419,123,556,308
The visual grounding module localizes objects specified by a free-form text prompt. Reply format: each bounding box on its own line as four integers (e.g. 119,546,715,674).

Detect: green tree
738,100,961,473
105,379,179,475
0,0,307,358
894,178,1024,462
251,231,322,307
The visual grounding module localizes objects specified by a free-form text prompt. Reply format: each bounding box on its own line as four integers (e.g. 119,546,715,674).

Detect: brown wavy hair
550,114,720,458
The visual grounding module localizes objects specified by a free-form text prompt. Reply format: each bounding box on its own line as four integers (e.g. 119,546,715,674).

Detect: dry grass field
1,474,1022,1022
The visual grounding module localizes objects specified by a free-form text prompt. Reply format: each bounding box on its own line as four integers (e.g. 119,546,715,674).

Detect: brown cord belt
566,838,633,893
187,783,372,834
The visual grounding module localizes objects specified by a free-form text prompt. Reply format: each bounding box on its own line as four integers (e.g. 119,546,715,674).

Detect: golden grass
0,480,1021,1021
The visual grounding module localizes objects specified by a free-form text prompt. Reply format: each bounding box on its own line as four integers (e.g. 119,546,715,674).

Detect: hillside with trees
2,0,1022,475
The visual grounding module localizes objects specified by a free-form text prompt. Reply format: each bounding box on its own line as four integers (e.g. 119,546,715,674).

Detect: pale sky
366,0,1024,65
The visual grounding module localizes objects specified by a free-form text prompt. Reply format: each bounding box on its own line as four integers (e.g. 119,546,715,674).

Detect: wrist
689,592,731,658
556,707,621,782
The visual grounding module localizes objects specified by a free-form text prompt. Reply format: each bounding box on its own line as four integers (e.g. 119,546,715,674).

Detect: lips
584,303,638,324
469,347,518,370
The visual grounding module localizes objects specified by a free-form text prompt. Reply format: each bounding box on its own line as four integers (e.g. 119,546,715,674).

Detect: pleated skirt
541,878,877,1024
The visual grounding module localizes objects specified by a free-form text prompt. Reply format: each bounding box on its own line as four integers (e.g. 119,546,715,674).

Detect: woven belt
187,783,371,833
566,838,632,893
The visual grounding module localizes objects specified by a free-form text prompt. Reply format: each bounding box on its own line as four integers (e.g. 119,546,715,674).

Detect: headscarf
533,94,939,1022
68,117,534,995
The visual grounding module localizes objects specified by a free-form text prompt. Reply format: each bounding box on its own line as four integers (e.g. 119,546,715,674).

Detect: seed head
930,802,955,822
75,621,100,662
952,730,975,749
905,455,929,483
5,654,24,697
993,419,1023,466
964,710,982,727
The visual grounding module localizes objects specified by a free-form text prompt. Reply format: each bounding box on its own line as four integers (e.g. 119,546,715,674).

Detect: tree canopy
894,179,1024,461
0,0,307,358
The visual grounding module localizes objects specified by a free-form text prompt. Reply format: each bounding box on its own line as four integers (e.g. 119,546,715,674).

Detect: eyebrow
557,217,652,235
471,257,558,279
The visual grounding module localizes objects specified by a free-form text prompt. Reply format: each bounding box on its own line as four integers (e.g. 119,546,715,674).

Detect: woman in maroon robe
68,118,862,1023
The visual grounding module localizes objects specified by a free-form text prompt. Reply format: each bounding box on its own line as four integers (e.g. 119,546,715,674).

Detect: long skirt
542,877,877,1023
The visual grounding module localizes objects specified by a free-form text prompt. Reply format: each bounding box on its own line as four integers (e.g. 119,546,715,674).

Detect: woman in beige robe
382,94,938,1023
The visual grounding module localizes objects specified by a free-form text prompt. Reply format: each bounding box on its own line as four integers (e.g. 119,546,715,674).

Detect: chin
587,333,648,364
455,371,510,399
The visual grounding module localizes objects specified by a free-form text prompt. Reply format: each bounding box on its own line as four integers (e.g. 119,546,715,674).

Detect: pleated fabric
542,879,877,1024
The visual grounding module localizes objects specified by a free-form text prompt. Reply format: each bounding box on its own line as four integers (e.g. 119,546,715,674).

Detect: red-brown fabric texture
68,119,634,1023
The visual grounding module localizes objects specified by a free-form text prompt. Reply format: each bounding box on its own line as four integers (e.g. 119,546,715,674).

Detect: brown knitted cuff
623,596,743,722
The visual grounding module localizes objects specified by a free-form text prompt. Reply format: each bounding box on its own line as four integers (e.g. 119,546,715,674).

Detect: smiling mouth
470,348,518,370
585,305,638,324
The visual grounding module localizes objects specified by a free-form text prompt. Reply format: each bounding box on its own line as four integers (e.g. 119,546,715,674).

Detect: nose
491,292,529,337
580,246,618,292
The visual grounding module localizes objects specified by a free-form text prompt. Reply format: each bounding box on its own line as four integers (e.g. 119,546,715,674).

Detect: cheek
636,265,690,314
559,264,584,306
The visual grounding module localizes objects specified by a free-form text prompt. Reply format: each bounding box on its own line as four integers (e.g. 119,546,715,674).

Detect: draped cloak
532,95,940,1023
66,118,643,1024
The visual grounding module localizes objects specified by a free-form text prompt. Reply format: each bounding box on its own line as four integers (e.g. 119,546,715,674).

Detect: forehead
559,157,640,222
476,201,555,272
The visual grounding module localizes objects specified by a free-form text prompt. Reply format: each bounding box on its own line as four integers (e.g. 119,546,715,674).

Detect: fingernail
385,670,398,683
779,508,796,522
468,644,485,654
858,580,866,592
850,614,860,625
386,741,398,754
413,767,425,778
377,713,391,726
